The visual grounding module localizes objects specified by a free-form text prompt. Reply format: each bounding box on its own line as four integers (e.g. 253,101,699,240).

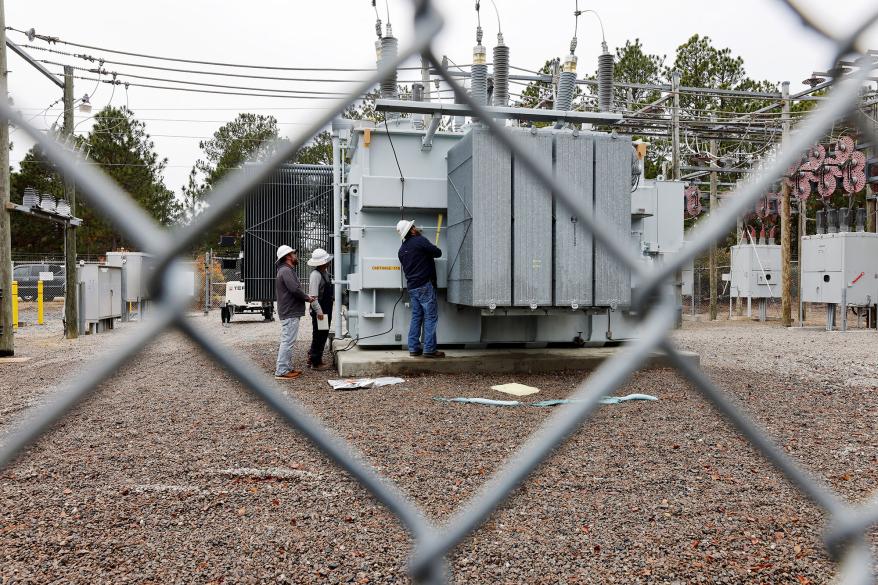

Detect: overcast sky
6,0,878,199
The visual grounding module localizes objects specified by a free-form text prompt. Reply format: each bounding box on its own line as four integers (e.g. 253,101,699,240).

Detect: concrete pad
332,341,699,377
0,357,32,364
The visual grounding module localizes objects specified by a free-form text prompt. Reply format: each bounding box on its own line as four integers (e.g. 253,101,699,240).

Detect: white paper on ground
328,377,405,390
490,383,540,397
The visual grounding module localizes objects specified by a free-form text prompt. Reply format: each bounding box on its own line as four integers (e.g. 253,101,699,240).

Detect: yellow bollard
435,213,443,245
38,280,44,325
11,281,18,329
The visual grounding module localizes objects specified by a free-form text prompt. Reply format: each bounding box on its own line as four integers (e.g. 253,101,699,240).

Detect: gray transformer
446,126,631,310
343,121,633,348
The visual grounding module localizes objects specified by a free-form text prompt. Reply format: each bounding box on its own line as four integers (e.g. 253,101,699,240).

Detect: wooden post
709,118,718,321
780,82,792,327
63,66,79,339
0,0,13,355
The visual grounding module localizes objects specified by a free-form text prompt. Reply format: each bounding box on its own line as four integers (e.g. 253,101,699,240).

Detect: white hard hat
396,219,415,240
307,248,333,267
276,244,296,261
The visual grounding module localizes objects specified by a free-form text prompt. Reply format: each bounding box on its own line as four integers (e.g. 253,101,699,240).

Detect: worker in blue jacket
396,219,445,358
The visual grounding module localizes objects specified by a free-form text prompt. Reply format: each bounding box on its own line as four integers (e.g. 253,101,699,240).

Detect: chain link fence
3,1,878,582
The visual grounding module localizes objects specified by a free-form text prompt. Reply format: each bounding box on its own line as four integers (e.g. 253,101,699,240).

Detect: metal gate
243,164,333,302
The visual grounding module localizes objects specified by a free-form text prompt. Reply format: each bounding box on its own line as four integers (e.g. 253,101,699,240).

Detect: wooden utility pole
709,117,718,321
0,0,13,356
62,66,78,339
780,81,792,327
671,71,683,327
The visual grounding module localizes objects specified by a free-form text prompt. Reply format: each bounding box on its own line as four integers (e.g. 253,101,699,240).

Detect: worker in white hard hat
396,219,445,358
274,245,315,380
306,248,334,371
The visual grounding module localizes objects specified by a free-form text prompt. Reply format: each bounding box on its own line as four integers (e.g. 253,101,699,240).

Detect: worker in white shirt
306,248,334,370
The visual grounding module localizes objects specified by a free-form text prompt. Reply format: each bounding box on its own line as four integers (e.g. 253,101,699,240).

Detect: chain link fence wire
3,1,878,581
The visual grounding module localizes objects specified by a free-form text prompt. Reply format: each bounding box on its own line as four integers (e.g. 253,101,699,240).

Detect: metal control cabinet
632,181,684,255
801,233,878,305
106,251,154,302
77,263,122,333
730,244,782,298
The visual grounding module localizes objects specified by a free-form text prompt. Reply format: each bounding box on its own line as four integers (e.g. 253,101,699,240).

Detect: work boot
312,363,333,371
422,351,445,359
275,370,302,380
409,350,423,357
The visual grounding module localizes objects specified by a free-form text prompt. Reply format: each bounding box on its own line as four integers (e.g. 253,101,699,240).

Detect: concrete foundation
332,340,699,377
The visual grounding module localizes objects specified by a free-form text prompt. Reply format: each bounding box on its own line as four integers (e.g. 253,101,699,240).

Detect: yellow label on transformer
371,265,400,271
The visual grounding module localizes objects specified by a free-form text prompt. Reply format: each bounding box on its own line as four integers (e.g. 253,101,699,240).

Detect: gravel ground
1,313,877,583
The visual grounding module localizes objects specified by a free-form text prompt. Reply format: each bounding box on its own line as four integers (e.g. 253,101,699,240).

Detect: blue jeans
408,283,438,354
275,317,300,376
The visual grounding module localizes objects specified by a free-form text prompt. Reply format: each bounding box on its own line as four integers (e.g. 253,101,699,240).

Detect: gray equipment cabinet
106,251,154,320
77,263,122,334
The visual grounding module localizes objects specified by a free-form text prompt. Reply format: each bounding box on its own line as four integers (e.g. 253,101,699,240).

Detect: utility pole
671,72,683,326
0,0,12,356
671,71,681,181
62,66,78,339
780,81,792,327
709,116,718,321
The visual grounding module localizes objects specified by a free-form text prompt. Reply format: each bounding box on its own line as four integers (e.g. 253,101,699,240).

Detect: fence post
11,280,17,329
37,280,43,325
203,249,211,315
780,81,793,327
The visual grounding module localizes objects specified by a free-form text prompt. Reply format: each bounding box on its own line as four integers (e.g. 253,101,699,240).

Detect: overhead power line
67,74,363,100
40,61,350,96
7,26,422,72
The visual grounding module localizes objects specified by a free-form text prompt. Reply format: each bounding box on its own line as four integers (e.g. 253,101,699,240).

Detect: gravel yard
1,313,877,583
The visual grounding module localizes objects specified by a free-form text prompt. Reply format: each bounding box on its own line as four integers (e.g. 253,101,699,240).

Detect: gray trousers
275,317,301,376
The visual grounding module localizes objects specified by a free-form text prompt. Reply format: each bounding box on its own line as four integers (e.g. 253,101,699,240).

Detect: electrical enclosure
730,244,782,299
801,232,878,305
105,251,154,302
77,263,122,323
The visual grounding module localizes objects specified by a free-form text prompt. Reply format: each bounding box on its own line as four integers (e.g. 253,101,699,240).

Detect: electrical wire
7,26,424,71
382,113,406,220
331,290,405,356
489,0,502,33
67,74,356,100
40,60,352,96
18,43,428,83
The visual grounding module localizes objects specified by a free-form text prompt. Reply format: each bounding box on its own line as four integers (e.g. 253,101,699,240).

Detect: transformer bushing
471,44,488,116
816,209,826,234
598,47,615,112
379,34,399,120
492,39,510,107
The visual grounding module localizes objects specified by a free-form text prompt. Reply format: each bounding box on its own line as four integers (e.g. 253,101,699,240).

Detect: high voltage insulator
492,36,510,107
598,45,614,112
555,54,577,114
471,44,488,108
378,28,399,120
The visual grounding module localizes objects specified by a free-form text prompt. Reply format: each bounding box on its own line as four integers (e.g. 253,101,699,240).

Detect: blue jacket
398,234,442,290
